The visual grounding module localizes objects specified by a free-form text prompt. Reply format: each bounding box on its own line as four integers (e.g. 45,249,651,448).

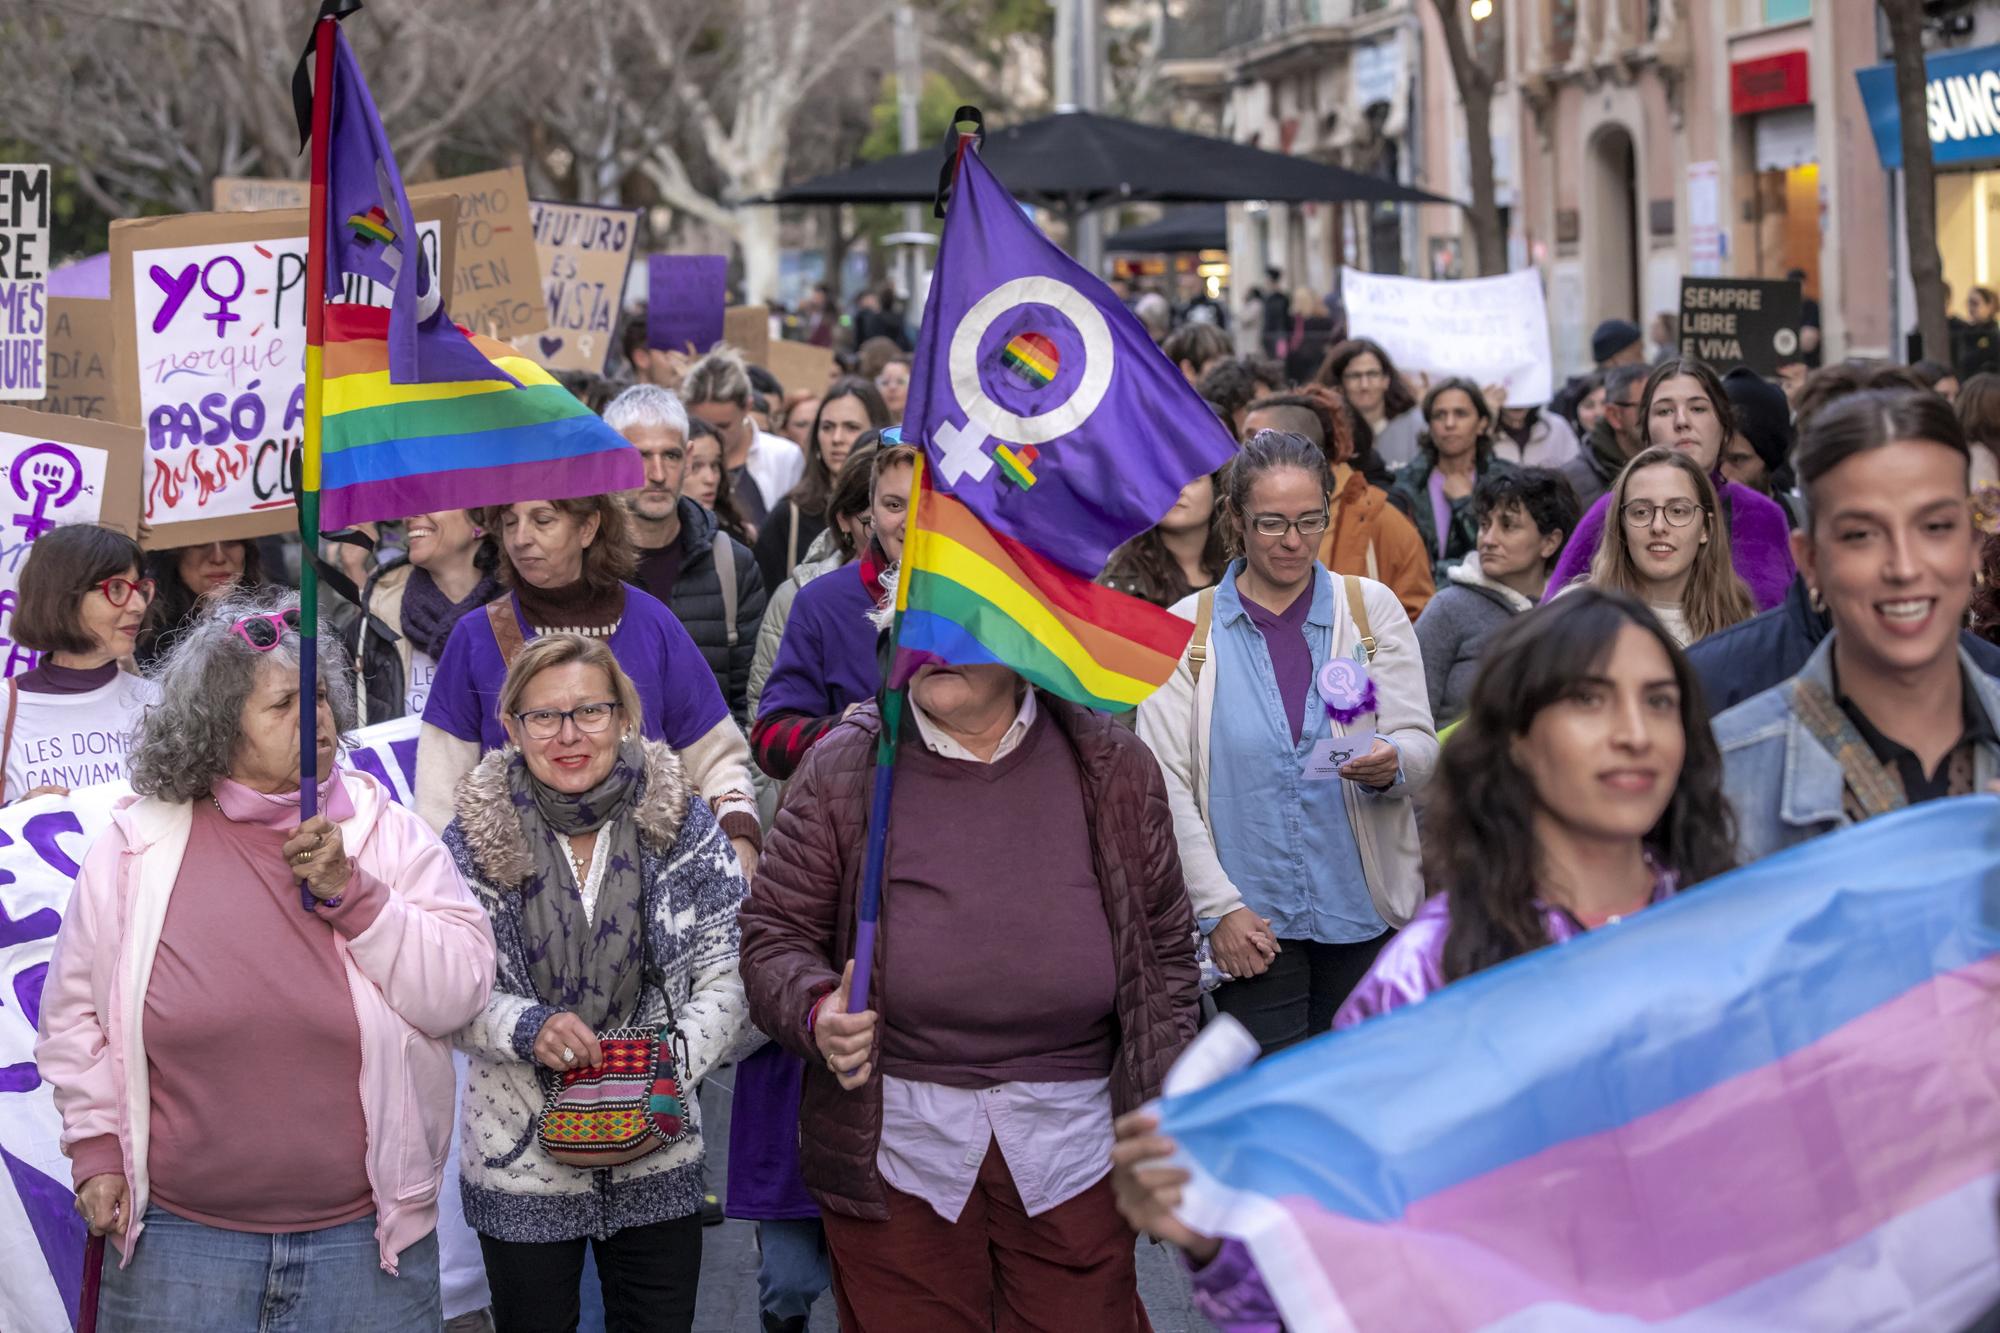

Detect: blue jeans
101,1206,441,1332
756,1218,828,1320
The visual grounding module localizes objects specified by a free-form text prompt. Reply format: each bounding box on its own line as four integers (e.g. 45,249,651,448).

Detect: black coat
634,497,768,724
1687,576,2000,718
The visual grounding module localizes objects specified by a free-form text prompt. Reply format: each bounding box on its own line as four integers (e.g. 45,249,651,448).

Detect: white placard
1341,265,1555,407
115,211,444,544
0,165,50,401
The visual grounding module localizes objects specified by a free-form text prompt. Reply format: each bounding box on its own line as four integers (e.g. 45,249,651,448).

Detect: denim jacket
1713,635,2000,864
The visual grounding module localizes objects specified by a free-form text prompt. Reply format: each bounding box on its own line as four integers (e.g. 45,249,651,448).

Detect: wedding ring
561,1045,576,1065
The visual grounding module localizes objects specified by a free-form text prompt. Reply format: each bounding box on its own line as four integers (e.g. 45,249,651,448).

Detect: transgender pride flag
1158,795,2000,1332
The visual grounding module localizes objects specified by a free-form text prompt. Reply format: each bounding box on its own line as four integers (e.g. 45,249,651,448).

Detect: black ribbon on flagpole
291,0,366,150
934,105,984,219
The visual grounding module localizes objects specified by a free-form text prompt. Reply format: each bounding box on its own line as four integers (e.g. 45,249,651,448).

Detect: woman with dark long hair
1388,376,1519,583
137,539,266,668
1099,473,1231,608
682,415,754,545
1546,358,1797,609
1110,592,1738,1322
1316,338,1423,469
753,377,890,590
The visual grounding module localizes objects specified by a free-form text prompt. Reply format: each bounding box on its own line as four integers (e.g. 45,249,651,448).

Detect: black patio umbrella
1105,203,1229,253
762,109,1455,216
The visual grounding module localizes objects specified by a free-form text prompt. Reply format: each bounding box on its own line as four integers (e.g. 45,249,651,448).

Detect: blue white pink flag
900,143,1238,579
1157,795,2000,1332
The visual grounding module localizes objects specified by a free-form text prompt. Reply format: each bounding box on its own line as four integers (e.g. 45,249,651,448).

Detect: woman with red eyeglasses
4,524,161,802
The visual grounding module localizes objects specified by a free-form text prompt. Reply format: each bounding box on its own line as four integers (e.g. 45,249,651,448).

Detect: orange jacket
1317,465,1435,621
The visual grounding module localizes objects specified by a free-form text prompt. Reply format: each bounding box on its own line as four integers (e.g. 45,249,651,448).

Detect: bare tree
1881,0,1948,362
0,0,558,218
1428,0,1506,277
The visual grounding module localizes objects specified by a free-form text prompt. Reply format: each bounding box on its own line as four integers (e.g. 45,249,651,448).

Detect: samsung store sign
1858,44,2000,170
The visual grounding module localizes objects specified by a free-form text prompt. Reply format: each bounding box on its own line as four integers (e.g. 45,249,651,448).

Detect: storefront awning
1857,42,2000,171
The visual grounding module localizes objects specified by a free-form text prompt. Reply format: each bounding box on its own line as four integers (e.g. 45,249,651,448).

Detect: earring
1808,584,1825,613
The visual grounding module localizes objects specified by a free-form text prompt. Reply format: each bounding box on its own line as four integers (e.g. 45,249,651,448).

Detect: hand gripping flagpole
295,10,340,911
845,113,981,1014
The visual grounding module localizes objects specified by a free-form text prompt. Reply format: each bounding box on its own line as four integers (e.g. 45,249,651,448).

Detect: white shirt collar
907,686,1038,765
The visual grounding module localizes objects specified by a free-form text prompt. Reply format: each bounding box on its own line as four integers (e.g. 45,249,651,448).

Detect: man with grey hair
681,345,804,527
1559,361,1650,509
604,384,767,722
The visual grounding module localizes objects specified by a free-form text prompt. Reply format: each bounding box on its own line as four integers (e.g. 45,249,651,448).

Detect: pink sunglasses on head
230,608,302,651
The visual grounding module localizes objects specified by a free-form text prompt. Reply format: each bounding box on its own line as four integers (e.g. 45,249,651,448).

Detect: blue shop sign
1858,43,2000,170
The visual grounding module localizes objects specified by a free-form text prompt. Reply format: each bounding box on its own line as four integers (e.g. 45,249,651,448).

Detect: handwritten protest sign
0,713,420,1331
0,165,50,402
1342,266,1554,407
26,299,114,422
0,405,144,675
509,199,640,375
211,177,310,213
407,167,547,341
110,201,453,548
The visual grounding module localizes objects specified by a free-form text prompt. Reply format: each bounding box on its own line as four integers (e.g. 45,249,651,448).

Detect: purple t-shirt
1240,585,1315,745
421,582,728,752
755,562,883,721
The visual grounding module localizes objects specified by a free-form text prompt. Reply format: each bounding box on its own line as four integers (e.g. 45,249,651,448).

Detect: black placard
1678,277,1802,376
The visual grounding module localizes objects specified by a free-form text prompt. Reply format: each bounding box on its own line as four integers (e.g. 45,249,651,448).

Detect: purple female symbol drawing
200,255,246,336
9,443,83,542
1318,657,1377,725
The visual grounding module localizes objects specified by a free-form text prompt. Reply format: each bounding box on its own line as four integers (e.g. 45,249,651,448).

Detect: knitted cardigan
445,740,757,1243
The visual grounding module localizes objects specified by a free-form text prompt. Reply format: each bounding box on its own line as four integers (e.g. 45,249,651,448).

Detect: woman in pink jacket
35,590,496,1331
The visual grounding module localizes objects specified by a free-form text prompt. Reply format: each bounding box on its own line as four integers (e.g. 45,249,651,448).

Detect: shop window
1763,0,1810,22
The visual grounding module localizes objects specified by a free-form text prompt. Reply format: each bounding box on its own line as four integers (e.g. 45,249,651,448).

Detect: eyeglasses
95,576,156,607
231,608,302,650
1620,499,1705,528
1251,510,1332,538
513,700,622,740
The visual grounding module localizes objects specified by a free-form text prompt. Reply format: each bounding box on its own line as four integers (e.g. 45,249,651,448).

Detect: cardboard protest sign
110,199,454,548
510,199,640,374
0,165,50,402
0,405,145,675
1679,277,1802,376
0,710,422,1330
647,255,727,355
724,305,772,367
407,167,547,341
27,299,114,421
211,176,310,213
766,338,835,396
1342,266,1555,407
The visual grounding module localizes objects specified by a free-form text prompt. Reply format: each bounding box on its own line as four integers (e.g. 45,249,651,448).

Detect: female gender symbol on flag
934,275,1116,485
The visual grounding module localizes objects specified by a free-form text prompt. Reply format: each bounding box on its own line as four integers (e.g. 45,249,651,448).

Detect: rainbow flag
318,303,639,530
1157,795,2000,1332
890,461,1192,711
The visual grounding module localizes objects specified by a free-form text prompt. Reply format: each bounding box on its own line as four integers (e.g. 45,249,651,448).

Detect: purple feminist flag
902,145,1238,578
322,27,509,389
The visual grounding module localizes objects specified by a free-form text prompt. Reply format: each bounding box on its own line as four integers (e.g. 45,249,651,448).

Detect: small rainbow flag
891,461,1192,711
1000,331,1059,389
346,206,394,245
318,302,639,530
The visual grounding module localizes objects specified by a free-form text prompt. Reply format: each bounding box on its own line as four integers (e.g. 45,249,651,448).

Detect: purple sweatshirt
1546,480,1795,612
1187,874,1677,1330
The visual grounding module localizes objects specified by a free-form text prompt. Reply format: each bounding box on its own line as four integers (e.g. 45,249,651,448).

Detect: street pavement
690,1066,1218,1332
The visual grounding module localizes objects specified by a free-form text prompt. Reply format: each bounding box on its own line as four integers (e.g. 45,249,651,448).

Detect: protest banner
0,713,421,1331
407,167,547,342
26,299,114,422
509,199,640,375
0,405,145,676
646,254,727,356
0,164,50,402
109,199,453,548
766,338,835,396
211,176,310,213
1679,277,1802,377
1342,265,1555,407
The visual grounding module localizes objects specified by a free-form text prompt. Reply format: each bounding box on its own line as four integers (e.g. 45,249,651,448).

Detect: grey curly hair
128,587,357,803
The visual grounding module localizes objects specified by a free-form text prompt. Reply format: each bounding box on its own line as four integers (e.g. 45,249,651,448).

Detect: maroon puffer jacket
738,693,1201,1221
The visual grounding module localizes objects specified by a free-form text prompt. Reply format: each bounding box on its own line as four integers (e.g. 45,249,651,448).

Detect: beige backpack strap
486,598,527,668
785,501,801,575
1365,540,1379,582
713,533,739,648
1343,575,1377,662
1188,586,1216,684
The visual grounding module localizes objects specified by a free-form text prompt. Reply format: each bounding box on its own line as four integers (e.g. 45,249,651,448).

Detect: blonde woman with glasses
1580,447,1756,648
